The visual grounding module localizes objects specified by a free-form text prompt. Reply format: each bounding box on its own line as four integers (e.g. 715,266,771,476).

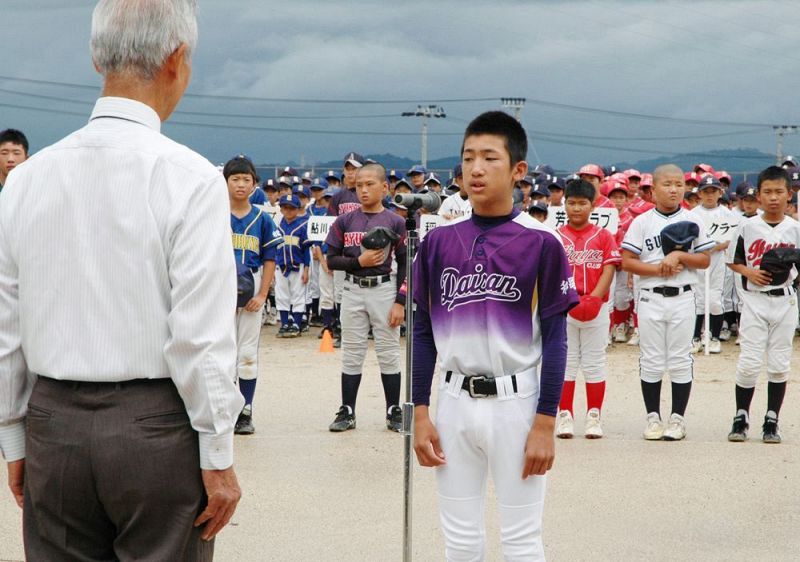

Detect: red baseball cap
623,168,642,180
578,164,605,180
714,170,732,184
640,173,653,188
694,163,715,174
605,179,629,196
684,172,701,185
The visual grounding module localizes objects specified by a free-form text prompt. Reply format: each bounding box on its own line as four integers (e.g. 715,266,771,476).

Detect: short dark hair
757,165,790,190
357,161,387,182
564,178,596,202
462,111,527,165
0,129,29,154
223,155,257,181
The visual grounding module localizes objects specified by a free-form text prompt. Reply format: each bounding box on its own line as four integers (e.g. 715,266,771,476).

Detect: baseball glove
361,226,400,250
759,247,800,286
236,262,255,308
660,221,700,255
568,295,603,322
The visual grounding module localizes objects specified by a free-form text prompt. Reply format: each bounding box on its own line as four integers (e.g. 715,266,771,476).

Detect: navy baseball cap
293,185,311,198
529,201,549,215
325,169,340,180
684,187,700,199
532,164,554,177
782,156,798,168
280,166,298,177
343,152,365,168
424,172,441,186
564,173,581,184
787,166,800,188
278,177,292,187
394,178,413,191
263,178,277,191
310,177,328,190
322,186,337,198
388,169,404,180
520,175,535,186
741,185,757,199
453,163,463,178
532,183,551,197
698,175,723,190
547,177,566,191
407,164,426,176
301,171,313,182
279,194,302,208
735,181,754,198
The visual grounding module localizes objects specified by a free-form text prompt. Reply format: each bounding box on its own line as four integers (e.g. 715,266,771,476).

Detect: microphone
394,191,441,213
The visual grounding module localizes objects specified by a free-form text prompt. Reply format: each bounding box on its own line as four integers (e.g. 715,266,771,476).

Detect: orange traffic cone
319,329,335,353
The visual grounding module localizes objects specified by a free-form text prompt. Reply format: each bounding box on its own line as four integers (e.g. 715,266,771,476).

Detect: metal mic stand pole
402,204,422,562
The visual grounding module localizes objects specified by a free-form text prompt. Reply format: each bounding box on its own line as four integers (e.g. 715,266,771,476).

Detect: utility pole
402,105,446,167
774,125,799,164
501,97,526,122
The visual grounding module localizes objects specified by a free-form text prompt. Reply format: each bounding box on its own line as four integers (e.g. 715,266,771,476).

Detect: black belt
445,371,518,398
645,285,692,297
755,287,795,297
345,273,392,288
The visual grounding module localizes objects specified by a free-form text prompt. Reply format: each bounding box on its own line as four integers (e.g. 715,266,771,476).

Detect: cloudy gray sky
2,0,798,171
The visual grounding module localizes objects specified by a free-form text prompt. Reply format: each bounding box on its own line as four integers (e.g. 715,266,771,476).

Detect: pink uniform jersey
615,209,634,246
558,224,621,300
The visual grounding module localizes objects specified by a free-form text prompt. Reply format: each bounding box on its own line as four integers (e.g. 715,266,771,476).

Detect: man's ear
163,43,189,78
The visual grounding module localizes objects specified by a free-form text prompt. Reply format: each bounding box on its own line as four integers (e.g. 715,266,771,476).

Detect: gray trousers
23,376,213,562
340,278,400,375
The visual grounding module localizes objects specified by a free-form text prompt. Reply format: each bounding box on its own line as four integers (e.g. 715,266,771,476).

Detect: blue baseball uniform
275,215,313,329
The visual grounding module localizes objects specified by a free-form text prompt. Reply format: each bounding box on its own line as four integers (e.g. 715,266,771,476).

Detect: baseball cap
547,177,566,191
684,187,699,199
301,171,313,182
293,185,311,198
684,172,701,185
263,178,277,191
394,178,413,191
529,200,549,215
603,165,619,178
782,156,798,168
424,172,441,186
310,177,328,190
280,166,298,177
787,166,800,188
578,164,605,180
564,173,581,184
693,163,715,174
532,164,555,177
278,176,292,187
343,152,365,168
520,175,535,186
279,194,302,208
453,163,463,178
735,181,754,197
640,173,653,188
388,169,404,180
407,164,426,176
606,179,629,196
714,170,732,185
325,169,340,180
623,169,642,181
741,185,757,199
698,175,723,190
322,186,337,198
532,183,551,197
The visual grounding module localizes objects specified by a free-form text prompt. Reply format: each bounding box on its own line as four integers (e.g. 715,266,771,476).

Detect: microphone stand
401,202,424,562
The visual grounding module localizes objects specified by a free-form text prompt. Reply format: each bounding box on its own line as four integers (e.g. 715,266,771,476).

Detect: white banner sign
307,216,336,242
545,206,619,234
419,214,444,240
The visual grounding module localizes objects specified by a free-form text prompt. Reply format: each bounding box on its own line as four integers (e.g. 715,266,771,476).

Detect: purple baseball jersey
413,212,578,380
328,187,361,217
326,208,407,277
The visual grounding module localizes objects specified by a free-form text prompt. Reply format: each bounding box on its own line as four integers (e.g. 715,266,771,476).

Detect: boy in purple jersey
325,162,407,432
412,111,578,560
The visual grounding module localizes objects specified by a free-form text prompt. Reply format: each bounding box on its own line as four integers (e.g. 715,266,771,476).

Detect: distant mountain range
260,147,779,181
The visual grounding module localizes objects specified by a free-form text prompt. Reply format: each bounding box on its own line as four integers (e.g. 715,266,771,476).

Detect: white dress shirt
0,97,243,469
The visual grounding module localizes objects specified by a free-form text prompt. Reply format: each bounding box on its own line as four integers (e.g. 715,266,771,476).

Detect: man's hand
744,267,772,287
7,459,24,509
358,249,385,268
301,268,309,284
659,253,684,277
244,293,267,313
413,407,446,467
194,467,242,541
388,303,404,328
522,414,555,479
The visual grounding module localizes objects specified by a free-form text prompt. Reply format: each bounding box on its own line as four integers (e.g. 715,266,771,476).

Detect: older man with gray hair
0,1,243,559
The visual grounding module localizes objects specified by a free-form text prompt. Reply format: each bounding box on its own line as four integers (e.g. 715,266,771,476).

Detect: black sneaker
727,414,749,442
333,334,341,349
234,413,255,435
286,324,301,338
318,327,329,339
762,416,781,444
386,405,403,433
309,315,324,327
277,325,290,338
329,405,356,432
400,325,406,337
300,320,309,333
367,328,374,340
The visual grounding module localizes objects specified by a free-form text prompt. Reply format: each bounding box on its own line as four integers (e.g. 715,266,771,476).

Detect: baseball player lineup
193,111,800,559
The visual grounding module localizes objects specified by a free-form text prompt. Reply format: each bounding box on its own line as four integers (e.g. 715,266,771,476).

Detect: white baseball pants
736,291,795,387
275,268,307,312
319,267,335,310
613,270,632,312
334,269,345,305
235,271,262,381
637,289,694,384
722,267,737,314
694,252,725,315
340,278,400,375
309,258,321,301
435,369,545,561
566,302,610,382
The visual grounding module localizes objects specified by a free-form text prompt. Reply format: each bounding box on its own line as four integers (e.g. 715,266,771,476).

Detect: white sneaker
626,329,639,346
613,324,628,343
556,410,574,439
662,413,687,441
643,413,664,440
691,338,703,354
719,328,731,342
266,310,278,326
584,408,603,439
707,338,722,354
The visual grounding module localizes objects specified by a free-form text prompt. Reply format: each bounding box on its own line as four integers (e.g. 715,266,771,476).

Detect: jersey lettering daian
726,214,800,291
558,224,621,300
413,212,578,379
621,207,715,290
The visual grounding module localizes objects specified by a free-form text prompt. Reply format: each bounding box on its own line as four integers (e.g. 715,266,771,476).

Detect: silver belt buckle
468,376,489,398
359,277,370,288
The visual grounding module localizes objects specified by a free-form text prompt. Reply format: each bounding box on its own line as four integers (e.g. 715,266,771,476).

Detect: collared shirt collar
89,96,162,132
